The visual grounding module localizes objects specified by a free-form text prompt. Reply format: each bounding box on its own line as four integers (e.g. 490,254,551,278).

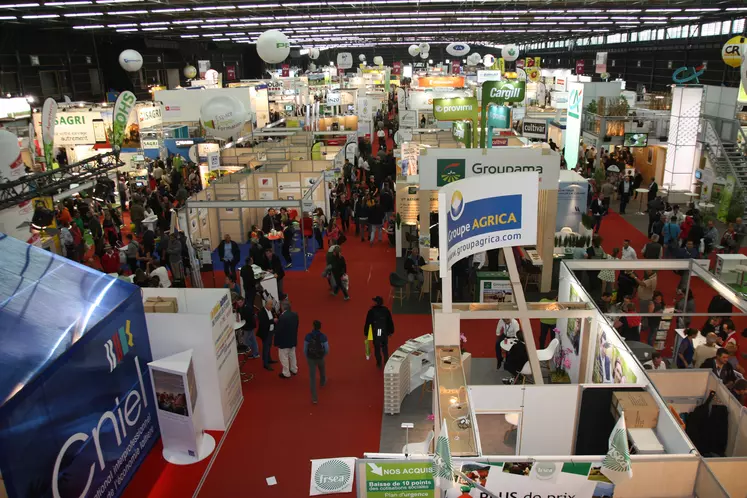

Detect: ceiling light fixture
0,2,40,7
72,23,104,28
46,1,92,5
116,27,137,31
64,11,103,16
193,5,236,10
106,9,146,14
151,7,189,13
22,13,58,17
141,26,167,30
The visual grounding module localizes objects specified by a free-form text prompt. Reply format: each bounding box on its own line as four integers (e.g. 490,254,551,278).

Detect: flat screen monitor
624,132,648,147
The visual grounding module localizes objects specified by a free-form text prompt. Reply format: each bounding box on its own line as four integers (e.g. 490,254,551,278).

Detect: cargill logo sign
437,159,465,186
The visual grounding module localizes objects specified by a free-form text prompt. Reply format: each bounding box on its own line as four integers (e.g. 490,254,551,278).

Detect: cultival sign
420,147,560,191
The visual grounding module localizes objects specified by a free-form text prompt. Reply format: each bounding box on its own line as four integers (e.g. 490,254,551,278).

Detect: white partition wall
143,288,243,432
665,86,703,191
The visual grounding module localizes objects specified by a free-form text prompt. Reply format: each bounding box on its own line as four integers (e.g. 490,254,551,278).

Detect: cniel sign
420,147,560,191
439,171,538,275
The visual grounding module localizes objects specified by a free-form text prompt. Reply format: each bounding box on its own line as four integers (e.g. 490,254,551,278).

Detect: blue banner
0,291,158,498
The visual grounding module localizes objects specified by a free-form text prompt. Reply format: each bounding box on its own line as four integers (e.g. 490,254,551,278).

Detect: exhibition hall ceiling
0,0,743,47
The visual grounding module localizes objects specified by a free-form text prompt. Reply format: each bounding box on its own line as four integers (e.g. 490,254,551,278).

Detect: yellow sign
534,57,542,68
527,67,541,83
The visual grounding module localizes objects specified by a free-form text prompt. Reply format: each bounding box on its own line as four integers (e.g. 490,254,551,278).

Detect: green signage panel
433,97,478,148
364,461,435,498
479,80,525,147
452,121,472,148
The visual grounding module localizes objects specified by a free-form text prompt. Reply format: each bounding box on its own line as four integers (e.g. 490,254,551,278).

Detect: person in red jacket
101,244,121,274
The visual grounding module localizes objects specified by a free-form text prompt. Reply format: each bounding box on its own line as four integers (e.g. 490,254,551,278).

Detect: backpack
307,332,326,359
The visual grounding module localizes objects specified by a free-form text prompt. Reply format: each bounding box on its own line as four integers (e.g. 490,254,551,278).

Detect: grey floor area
378,358,513,453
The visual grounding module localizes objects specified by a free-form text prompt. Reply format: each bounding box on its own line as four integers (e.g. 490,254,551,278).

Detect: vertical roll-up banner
41,97,57,169
112,90,137,158
28,122,36,165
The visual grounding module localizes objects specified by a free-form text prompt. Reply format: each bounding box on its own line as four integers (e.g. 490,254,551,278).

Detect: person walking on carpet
304,320,329,404
217,233,240,279
364,296,395,368
257,298,278,371
275,300,299,379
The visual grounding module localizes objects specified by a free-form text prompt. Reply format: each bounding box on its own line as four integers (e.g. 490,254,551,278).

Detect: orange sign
417,76,466,88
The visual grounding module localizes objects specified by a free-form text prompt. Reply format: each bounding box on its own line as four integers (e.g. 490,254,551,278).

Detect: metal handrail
701,118,740,180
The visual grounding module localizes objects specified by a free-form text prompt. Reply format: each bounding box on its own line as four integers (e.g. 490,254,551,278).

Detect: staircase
701,119,747,214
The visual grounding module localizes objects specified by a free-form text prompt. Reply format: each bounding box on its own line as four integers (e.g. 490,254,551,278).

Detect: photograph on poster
593,329,638,384
481,280,514,303
153,369,189,416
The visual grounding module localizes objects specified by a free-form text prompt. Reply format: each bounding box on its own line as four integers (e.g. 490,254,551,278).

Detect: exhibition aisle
122,226,433,498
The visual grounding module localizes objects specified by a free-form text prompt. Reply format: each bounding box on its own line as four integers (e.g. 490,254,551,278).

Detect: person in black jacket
264,247,286,298
368,200,384,246
337,195,352,233
217,233,241,279
281,221,294,268
404,247,426,289
257,298,278,370
701,349,737,388
590,194,607,233
240,256,258,307
380,186,395,226
236,295,259,358
364,296,395,368
329,246,349,300
274,300,299,378
262,208,278,234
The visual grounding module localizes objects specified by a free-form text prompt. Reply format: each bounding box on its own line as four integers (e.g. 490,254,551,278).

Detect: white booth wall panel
648,370,710,398
155,87,253,123
519,385,579,455
614,458,698,497
705,458,747,498
469,385,524,412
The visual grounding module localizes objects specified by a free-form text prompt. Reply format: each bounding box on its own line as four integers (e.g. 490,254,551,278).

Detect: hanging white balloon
446,42,470,57
408,44,420,57
501,44,520,62
483,54,496,67
359,54,366,62
200,95,247,139
309,48,320,60
373,56,384,66
256,29,290,64
418,43,431,54
118,49,143,72
183,65,197,79
420,52,429,60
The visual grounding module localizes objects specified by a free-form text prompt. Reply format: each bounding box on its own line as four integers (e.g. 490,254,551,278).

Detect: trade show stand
142,288,243,432
647,369,747,457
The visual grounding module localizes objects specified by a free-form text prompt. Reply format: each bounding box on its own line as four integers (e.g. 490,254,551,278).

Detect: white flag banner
309,457,356,495
601,413,633,485
433,419,455,490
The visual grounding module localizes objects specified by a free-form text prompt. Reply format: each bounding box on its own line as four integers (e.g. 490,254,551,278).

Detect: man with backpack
364,296,395,368
304,320,329,404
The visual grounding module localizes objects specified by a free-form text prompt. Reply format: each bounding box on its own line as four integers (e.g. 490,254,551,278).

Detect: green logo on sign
314,459,352,493
437,159,465,186
276,42,289,48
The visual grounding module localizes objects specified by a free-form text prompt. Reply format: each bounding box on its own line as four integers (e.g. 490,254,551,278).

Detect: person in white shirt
644,351,667,370
495,318,520,369
152,164,164,181
150,260,171,288
359,157,370,183
620,239,637,260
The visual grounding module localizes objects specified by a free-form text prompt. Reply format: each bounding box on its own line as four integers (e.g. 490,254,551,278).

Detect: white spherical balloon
418,43,431,54
483,54,496,67
118,49,143,72
309,48,320,60
501,44,520,62
408,44,420,57
446,42,470,57
256,29,290,64
420,52,429,60
200,95,247,139
183,65,197,79
373,56,383,66
359,54,366,62
0,130,23,181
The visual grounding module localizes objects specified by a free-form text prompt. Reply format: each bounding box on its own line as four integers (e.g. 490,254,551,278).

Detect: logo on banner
568,88,583,119
450,191,465,220
437,159,466,186
105,320,134,372
310,458,356,495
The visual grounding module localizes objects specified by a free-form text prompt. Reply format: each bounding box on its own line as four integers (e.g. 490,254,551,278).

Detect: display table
635,188,649,214
474,271,512,303
384,334,435,414
419,263,440,301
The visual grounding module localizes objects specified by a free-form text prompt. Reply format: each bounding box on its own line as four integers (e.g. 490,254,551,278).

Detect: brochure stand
149,350,216,465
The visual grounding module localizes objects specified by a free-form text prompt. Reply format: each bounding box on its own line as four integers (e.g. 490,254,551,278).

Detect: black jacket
701,358,737,385
274,310,299,348
368,204,384,225
329,254,347,280
240,264,257,296
262,214,276,234
257,307,275,340
238,301,255,330
380,191,394,213
364,304,395,340
217,240,240,262
404,255,425,275
590,198,606,216
267,253,285,279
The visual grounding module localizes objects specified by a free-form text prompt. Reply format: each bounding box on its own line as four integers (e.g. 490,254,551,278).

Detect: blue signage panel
0,291,158,498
